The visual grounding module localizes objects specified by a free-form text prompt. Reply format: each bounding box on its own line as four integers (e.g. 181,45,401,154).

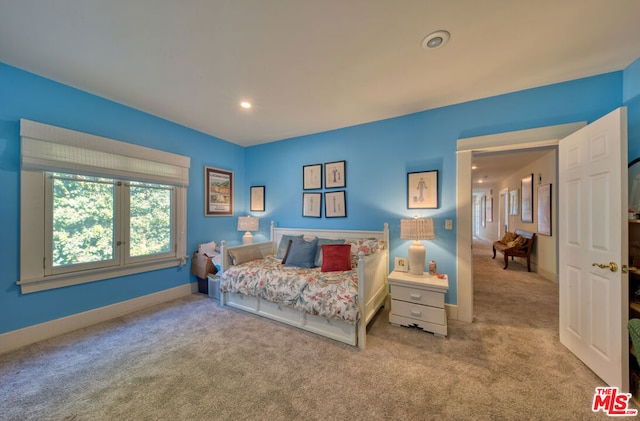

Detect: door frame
455,122,586,322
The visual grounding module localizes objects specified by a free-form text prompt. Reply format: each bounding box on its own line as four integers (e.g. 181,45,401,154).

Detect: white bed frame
219,222,389,349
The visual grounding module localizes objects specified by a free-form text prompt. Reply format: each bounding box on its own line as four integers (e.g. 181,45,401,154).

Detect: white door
559,107,629,390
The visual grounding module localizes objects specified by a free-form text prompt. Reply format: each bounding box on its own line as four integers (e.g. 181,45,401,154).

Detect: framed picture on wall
481,195,486,228
509,189,519,215
250,185,265,212
303,164,322,190
407,170,438,209
485,197,493,223
537,184,552,236
521,174,533,223
325,190,346,218
302,192,322,217
205,166,233,216
324,160,346,188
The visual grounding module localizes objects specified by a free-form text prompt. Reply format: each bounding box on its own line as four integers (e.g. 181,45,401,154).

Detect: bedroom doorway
455,122,585,323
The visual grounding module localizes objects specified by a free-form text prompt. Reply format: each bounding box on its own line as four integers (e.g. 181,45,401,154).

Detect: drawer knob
410,310,422,317
410,293,422,300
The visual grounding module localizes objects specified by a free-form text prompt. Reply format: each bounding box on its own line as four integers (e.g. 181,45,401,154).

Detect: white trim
0,284,196,355
17,258,186,294
456,150,474,322
457,122,586,152
455,122,585,323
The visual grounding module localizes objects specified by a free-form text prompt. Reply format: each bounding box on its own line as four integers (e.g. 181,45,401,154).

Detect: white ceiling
1,0,639,147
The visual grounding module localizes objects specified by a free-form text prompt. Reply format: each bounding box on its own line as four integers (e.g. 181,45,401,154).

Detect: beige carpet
0,240,619,420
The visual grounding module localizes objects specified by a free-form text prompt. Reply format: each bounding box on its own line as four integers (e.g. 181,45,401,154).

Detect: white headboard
270,221,389,250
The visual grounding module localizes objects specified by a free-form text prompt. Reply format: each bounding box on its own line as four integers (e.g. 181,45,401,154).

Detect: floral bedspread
221,255,359,324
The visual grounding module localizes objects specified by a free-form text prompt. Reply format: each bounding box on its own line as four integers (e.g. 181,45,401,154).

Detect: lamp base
408,240,425,276
242,231,254,244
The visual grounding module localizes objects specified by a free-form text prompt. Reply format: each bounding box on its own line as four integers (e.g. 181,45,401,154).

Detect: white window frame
123,181,177,265
18,119,190,294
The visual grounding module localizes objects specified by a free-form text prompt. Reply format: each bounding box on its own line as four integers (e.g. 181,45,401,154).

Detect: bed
219,222,389,349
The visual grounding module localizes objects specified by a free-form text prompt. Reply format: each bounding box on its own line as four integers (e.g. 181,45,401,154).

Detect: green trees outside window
51,173,173,268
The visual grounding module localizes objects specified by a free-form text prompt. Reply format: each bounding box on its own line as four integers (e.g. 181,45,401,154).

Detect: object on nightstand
400,217,435,275
394,257,408,272
238,216,259,244
429,260,436,275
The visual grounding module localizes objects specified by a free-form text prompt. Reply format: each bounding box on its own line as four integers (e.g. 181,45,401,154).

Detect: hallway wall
473,149,557,281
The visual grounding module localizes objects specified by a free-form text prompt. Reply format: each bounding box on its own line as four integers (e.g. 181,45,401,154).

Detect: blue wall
1,57,636,336
0,63,245,334
246,72,624,305
624,58,640,161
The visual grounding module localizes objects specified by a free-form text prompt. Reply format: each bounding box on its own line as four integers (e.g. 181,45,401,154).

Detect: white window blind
20,119,190,187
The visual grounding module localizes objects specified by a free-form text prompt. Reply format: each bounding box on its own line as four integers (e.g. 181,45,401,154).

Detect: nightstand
388,270,448,336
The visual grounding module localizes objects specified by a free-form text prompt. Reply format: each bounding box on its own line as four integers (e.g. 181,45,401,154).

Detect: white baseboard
445,303,458,321
536,267,558,283
0,282,198,355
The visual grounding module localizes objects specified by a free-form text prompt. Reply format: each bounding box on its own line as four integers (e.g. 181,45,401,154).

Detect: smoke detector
421,30,450,50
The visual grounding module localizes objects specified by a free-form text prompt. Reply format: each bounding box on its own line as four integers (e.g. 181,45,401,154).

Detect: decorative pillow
500,232,517,244
314,238,345,267
348,239,384,256
281,239,293,264
507,236,527,249
284,237,319,268
321,244,352,272
348,239,385,267
276,235,303,259
229,247,263,265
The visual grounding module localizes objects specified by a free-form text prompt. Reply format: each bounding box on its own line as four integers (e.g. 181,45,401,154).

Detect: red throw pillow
321,244,352,272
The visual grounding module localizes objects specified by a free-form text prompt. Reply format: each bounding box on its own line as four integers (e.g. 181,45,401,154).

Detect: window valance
20,119,190,187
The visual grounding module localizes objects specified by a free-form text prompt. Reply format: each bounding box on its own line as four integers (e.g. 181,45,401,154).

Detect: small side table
388,270,448,337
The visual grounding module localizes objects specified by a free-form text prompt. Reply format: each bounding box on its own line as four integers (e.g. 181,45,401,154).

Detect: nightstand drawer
391,299,446,325
390,284,444,308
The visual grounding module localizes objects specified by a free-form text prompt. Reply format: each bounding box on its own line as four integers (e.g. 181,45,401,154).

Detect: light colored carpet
0,240,618,420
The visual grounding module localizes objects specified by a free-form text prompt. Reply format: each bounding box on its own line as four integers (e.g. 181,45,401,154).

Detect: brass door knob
592,262,618,272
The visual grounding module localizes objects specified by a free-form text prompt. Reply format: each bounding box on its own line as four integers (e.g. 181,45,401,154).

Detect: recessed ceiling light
421,30,450,50
240,101,252,109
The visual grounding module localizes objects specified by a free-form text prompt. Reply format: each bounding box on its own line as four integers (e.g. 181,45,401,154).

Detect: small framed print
324,160,346,189
205,166,233,216
537,184,552,236
509,189,519,215
303,164,322,190
485,197,493,223
302,192,322,217
407,170,438,209
325,190,346,218
521,174,533,223
250,186,265,212
394,257,408,272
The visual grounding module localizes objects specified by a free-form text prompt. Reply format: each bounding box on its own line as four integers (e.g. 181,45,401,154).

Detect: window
19,119,190,293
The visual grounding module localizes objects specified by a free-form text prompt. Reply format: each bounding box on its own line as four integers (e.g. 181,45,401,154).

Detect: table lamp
237,216,259,244
400,217,435,275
